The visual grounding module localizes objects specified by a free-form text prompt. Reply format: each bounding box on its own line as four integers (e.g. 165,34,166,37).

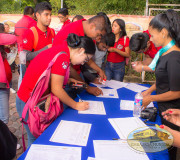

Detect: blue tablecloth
18,84,169,160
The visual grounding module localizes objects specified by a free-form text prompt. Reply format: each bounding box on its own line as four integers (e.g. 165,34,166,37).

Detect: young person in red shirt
53,15,111,96
22,2,55,62
16,33,96,146
130,30,162,72
15,6,37,52
58,8,71,29
105,19,130,81
18,2,55,88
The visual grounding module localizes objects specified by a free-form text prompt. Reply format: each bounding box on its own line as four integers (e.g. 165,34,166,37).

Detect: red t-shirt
107,36,130,63
61,19,71,29
53,19,85,46
143,30,161,58
17,43,70,102
22,25,55,52
3,59,12,83
15,15,37,51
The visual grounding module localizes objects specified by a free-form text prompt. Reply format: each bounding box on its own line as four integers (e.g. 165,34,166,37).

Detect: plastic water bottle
133,92,143,117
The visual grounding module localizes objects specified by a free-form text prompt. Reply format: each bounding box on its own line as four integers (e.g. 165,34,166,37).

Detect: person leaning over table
16,33,96,147
141,9,180,160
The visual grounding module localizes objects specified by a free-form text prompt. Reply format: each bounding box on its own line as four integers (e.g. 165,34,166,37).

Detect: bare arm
51,74,89,111
142,55,153,65
86,59,106,80
70,65,103,96
161,125,180,148
108,46,130,58
142,90,180,109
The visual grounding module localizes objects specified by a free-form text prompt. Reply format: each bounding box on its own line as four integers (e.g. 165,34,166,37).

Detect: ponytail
149,9,180,47
67,33,96,55
129,32,149,52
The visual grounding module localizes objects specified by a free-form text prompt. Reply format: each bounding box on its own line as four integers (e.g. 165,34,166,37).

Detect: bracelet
142,65,144,71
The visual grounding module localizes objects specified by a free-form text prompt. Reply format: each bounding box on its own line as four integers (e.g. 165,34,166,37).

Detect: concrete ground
8,67,180,160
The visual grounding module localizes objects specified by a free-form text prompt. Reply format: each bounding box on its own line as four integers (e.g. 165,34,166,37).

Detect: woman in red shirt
16,33,96,146
105,19,130,81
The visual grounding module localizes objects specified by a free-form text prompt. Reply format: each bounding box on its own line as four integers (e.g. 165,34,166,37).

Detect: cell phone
69,82,88,88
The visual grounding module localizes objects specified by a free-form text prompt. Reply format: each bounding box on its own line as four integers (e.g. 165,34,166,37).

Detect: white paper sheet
50,120,91,146
78,101,106,115
105,80,128,89
108,117,147,139
91,83,106,88
87,157,97,160
93,140,149,160
120,100,154,111
25,144,81,160
97,88,119,98
91,80,128,89
125,83,149,93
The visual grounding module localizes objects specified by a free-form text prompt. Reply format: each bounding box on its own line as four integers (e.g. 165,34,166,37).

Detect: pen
133,56,139,62
77,94,83,102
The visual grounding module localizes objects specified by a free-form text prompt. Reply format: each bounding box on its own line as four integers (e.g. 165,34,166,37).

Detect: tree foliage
0,0,179,14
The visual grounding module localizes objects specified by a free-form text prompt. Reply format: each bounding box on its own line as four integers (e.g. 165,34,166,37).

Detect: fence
0,0,180,83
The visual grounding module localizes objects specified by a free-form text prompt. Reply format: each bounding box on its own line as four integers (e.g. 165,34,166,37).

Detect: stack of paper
125,83,149,92
91,80,128,89
97,89,119,98
105,80,128,89
25,144,81,160
93,140,149,160
50,120,91,146
78,101,106,115
120,100,154,111
108,117,147,139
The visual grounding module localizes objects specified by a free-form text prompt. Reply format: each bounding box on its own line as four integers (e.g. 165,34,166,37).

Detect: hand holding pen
76,94,90,111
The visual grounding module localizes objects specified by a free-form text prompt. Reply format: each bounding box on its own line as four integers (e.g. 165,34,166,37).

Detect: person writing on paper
16,33,95,146
160,109,180,148
141,10,180,160
130,31,161,72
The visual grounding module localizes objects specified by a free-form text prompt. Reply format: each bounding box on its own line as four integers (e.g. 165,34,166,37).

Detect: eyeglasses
58,16,65,19
84,53,90,62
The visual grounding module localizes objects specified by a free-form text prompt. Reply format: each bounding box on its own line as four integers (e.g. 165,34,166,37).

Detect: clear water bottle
133,92,143,117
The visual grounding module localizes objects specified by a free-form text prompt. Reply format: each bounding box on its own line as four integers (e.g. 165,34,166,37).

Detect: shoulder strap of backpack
21,51,67,120
50,28,55,38
124,36,127,46
30,26,38,50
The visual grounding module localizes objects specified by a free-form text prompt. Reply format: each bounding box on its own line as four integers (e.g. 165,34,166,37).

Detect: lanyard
148,40,176,71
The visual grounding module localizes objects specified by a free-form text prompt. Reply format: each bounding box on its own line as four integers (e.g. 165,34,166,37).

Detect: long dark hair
0,46,6,60
149,9,180,47
129,32,149,52
67,33,96,55
113,19,127,38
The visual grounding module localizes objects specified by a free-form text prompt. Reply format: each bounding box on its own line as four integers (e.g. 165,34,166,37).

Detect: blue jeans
18,64,26,89
105,61,125,81
0,88,10,124
16,95,36,147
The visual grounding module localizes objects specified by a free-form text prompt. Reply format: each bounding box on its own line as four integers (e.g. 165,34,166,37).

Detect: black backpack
0,120,17,160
